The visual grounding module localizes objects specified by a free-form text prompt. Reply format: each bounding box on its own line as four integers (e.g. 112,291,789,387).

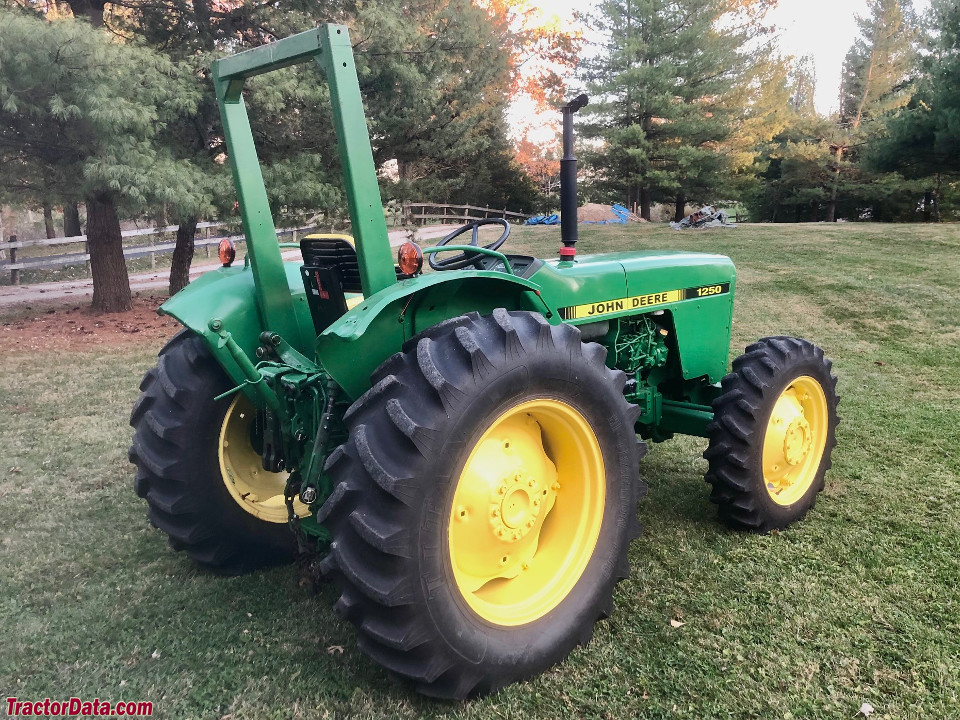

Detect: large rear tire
704,336,839,531
318,310,646,698
129,331,300,573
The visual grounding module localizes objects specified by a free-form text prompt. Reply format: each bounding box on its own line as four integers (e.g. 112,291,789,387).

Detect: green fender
159,263,316,390
318,270,550,400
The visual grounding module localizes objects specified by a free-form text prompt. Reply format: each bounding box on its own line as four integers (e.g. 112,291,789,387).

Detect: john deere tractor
129,26,838,699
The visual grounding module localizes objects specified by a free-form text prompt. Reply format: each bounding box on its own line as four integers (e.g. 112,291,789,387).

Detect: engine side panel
530,251,736,383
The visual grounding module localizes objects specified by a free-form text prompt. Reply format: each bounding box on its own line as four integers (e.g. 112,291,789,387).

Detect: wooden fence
0,221,315,284
403,202,530,225
0,203,532,284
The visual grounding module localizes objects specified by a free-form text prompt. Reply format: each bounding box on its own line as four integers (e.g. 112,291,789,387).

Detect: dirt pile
578,203,619,222
577,203,648,223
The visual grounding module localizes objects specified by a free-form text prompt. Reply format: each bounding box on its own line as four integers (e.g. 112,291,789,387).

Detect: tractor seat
299,234,406,332
301,234,364,294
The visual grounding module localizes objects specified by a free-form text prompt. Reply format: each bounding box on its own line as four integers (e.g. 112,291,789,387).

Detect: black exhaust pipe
560,93,588,260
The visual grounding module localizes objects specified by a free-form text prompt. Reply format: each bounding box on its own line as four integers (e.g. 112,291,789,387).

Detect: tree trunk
673,193,686,223
43,204,56,239
923,190,933,222
87,196,132,312
169,217,198,295
640,186,651,221
66,0,107,26
63,202,82,237
810,201,820,223
826,144,843,222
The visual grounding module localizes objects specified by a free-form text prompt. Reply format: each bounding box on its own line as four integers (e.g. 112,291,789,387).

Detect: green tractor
129,26,839,699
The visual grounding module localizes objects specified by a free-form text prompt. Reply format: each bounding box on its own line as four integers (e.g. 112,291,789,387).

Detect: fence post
204,224,211,258
9,234,18,285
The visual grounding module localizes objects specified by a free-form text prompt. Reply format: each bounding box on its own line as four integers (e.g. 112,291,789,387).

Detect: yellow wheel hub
448,399,605,626
219,395,309,523
762,376,829,506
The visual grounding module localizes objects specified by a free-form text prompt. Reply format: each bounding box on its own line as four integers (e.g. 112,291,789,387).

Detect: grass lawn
1,222,958,719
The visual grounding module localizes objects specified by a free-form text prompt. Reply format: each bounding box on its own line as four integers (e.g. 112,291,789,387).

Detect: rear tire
129,331,297,573
704,336,839,531
318,310,647,698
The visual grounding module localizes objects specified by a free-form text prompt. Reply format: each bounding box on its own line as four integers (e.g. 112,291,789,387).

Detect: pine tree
867,0,960,220
828,0,917,221
0,10,203,311
581,0,773,219
839,0,916,129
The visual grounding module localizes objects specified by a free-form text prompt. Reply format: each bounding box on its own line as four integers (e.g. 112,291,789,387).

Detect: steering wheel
428,218,511,271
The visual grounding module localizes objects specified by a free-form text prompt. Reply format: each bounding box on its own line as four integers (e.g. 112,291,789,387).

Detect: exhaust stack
559,93,588,260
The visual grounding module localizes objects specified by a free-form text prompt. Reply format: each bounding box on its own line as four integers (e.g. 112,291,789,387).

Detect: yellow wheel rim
218,395,309,523
447,399,605,626
761,376,829,506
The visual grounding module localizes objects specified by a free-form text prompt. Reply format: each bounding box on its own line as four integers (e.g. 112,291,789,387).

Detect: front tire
704,336,839,531
129,331,300,573
318,310,646,698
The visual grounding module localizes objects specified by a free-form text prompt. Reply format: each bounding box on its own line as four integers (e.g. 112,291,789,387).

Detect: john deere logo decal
559,283,730,320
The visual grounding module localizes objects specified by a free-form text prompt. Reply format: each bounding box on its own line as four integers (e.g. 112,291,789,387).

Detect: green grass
1,222,958,719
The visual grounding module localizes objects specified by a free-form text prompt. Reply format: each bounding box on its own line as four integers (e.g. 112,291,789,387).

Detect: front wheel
318,310,646,698
129,331,303,573
704,336,839,531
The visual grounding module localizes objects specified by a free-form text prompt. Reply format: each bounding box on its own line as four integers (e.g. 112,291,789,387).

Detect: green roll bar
211,26,397,343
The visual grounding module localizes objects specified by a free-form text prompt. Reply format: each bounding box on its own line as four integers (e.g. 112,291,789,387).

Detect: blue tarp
524,214,560,225
526,204,632,226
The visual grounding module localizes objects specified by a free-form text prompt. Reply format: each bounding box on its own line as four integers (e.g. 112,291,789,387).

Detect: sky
513,0,926,138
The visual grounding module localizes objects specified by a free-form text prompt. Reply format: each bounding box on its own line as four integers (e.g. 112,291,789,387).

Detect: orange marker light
218,238,236,267
397,241,423,276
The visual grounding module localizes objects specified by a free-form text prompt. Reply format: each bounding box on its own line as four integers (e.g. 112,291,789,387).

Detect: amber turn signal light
397,241,423,276
218,237,236,267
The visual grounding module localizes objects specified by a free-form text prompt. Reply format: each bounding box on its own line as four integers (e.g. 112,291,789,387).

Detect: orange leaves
477,0,583,110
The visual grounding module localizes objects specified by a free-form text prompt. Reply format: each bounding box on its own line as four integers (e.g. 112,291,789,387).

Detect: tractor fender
317,270,550,400
159,263,316,389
